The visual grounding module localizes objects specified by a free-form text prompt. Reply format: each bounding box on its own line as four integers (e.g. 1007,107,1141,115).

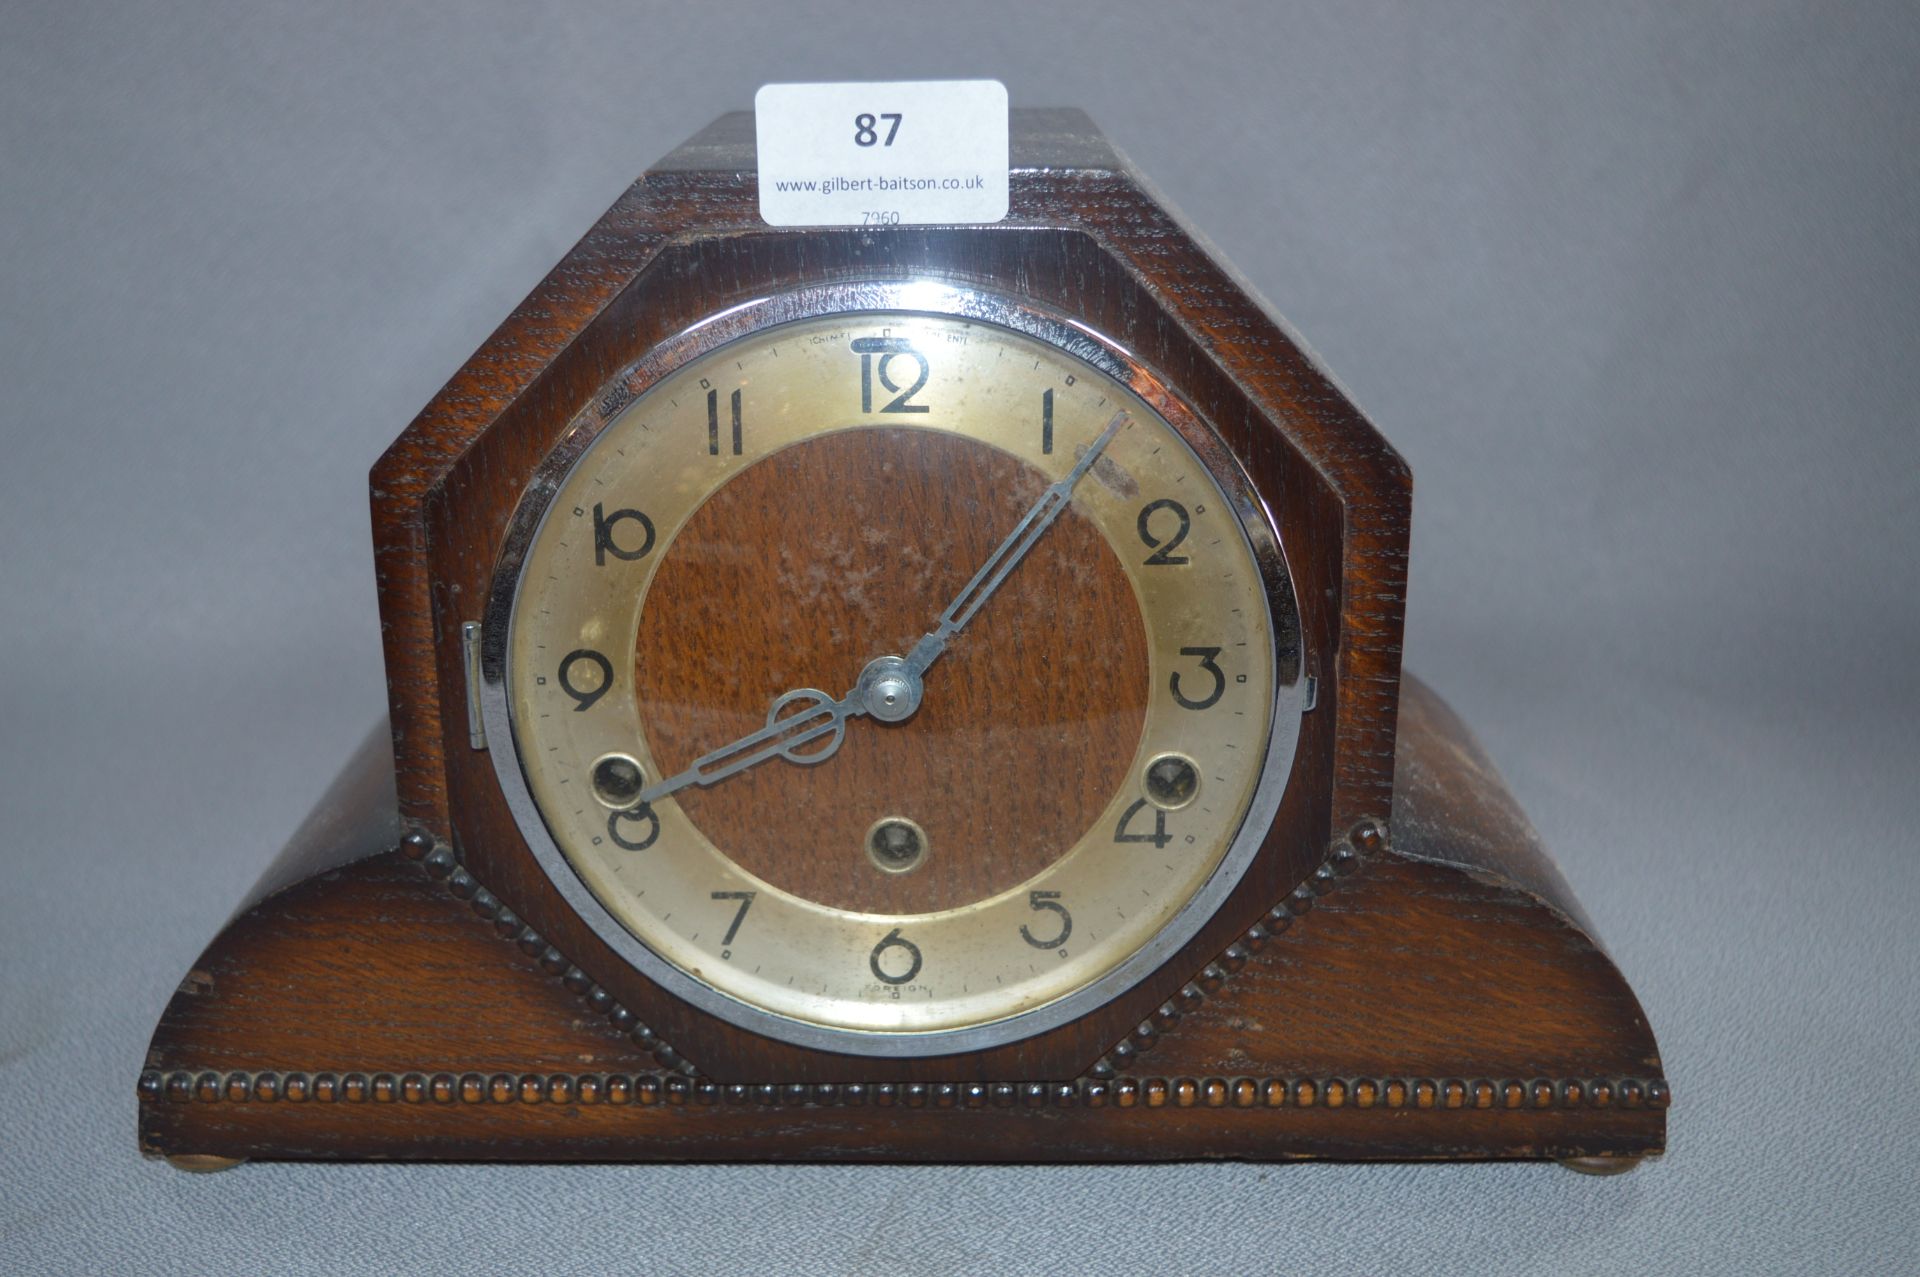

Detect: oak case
138,111,1667,1167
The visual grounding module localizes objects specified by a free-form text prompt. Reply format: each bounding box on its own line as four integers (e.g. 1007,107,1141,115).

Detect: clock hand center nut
856,654,923,724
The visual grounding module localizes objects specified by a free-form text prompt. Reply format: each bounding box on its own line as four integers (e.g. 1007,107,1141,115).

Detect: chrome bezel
479,280,1307,1058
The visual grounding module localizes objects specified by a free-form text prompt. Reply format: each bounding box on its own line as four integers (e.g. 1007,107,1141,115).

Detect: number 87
854,113,902,147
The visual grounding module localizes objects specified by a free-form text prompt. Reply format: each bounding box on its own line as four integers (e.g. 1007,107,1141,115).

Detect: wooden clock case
139,111,1667,1169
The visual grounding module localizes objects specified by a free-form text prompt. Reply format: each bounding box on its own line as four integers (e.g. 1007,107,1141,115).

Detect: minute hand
904,410,1127,679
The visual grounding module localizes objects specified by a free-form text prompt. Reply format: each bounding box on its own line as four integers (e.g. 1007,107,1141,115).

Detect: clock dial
497,304,1296,1047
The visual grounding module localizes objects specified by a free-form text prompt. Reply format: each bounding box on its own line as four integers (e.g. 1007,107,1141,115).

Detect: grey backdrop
3,1,1916,1273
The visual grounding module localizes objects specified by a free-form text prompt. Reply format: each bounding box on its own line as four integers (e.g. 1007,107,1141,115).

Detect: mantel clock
139,110,1667,1171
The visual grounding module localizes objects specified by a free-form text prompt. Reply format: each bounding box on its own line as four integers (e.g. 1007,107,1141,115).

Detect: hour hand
633,656,919,806
635,686,856,807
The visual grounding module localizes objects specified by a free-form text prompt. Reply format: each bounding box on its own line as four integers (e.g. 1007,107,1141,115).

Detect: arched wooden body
138,112,1665,1164
139,677,1665,1164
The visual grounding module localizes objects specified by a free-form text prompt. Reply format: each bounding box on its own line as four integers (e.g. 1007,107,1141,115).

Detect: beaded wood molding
137,818,1671,1117
389,814,1385,1087
400,817,1356,1089
394,829,702,1078
1088,820,1375,1078
137,1067,1670,1113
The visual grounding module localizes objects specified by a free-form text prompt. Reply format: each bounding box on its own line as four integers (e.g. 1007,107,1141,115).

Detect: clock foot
1557,1155,1644,1176
165,1153,246,1174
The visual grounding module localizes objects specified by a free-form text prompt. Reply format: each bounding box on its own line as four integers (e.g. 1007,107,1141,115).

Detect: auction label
755,80,1009,227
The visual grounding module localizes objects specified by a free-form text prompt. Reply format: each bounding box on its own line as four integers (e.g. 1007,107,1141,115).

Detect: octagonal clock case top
477,282,1308,1057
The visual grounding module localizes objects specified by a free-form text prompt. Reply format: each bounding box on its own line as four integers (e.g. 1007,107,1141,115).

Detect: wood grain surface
138,677,1665,1163
637,427,1148,915
136,111,1662,1163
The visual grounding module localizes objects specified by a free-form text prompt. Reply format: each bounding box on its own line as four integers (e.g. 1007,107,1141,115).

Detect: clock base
137,676,1666,1167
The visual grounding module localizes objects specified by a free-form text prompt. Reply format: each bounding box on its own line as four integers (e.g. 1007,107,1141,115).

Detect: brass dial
494,298,1300,1051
